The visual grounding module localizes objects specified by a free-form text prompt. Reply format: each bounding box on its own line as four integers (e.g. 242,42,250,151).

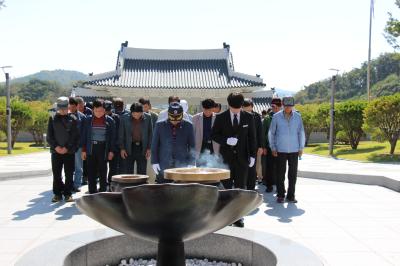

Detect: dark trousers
51,153,74,197
246,162,257,190
276,152,299,199
156,171,173,184
264,148,277,188
123,143,147,175
108,150,120,183
82,159,88,184
221,154,248,189
87,143,108,194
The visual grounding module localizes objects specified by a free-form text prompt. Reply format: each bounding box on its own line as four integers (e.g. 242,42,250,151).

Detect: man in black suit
212,93,257,224
212,93,257,226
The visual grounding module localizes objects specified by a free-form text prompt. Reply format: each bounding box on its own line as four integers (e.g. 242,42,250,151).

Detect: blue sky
0,0,397,91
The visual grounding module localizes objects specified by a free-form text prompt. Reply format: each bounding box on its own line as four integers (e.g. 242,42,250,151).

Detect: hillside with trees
295,53,400,104
8,70,88,87
0,70,87,102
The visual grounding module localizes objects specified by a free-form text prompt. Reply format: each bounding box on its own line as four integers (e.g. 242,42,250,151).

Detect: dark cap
168,102,183,121
282,96,295,106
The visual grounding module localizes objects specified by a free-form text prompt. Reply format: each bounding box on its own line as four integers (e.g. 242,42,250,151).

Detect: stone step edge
299,170,400,192
0,169,52,181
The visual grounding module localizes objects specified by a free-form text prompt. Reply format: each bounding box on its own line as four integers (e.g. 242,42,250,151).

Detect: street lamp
328,68,339,157
1,65,12,154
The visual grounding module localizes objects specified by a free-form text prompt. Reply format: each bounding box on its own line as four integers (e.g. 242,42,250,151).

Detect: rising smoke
189,149,229,169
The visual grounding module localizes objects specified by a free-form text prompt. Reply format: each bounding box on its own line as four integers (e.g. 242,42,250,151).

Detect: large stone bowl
164,167,230,183
76,183,262,266
110,174,148,192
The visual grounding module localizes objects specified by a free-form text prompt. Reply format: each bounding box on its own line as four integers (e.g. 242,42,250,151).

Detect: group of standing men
46,92,305,225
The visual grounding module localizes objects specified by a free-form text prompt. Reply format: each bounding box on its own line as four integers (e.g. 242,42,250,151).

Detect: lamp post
328,68,339,157
367,0,374,102
1,66,12,154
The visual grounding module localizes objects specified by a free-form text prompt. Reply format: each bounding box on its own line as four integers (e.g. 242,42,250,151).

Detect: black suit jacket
252,111,264,149
211,110,257,165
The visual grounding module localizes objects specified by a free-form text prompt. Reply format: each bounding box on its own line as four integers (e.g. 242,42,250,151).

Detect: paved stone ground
299,154,400,182
0,152,51,179
1,176,400,266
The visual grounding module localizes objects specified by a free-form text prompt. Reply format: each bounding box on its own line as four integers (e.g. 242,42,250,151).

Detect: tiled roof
121,47,228,61
85,45,265,90
252,97,272,114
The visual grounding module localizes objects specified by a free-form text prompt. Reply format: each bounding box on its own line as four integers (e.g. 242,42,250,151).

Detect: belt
92,141,105,144
132,141,142,146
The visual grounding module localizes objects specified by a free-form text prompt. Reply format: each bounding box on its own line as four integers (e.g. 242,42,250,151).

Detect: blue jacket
268,110,305,153
151,120,195,171
81,115,116,157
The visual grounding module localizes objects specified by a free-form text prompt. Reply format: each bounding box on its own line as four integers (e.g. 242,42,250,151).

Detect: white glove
152,164,161,175
249,157,255,167
226,137,238,146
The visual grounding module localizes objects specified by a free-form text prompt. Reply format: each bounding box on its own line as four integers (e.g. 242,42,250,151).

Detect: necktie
233,114,238,130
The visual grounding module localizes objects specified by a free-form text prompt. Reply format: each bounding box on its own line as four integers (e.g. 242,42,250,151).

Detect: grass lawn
304,141,400,163
0,142,47,156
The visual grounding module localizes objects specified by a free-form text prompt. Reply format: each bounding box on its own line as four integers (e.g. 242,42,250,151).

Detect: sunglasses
168,113,183,121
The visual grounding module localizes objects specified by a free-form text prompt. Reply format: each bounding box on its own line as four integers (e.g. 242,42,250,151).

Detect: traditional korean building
74,41,269,109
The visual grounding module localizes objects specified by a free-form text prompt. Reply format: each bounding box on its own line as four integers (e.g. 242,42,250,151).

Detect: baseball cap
56,96,69,110
282,96,295,107
168,102,183,121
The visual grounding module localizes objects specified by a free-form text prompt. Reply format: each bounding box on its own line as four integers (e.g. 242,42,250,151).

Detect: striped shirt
91,116,106,142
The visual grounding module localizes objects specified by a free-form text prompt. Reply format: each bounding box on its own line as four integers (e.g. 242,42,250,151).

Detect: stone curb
1,167,399,194
299,170,400,192
0,169,52,181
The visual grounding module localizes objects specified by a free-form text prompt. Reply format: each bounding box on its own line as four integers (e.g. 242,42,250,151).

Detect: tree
0,1,5,9
364,93,400,155
294,53,400,103
18,79,64,101
315,103,331,137
335,100,367,150
295,104,319,146
371,73,400,97
0,97,32,147
384,0,400,50
26,101,51,145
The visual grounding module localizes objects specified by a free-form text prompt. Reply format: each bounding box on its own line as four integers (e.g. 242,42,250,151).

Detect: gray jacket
192,112,220,158
119,112,153,155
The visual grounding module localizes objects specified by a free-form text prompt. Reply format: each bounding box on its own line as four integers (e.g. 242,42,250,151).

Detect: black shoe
81,181,88,185
64,195,74,202
265,186,273,193
286,197,298,203
233,220,244,228
276,197,285,203
72,187,81,193
51,195,62,203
